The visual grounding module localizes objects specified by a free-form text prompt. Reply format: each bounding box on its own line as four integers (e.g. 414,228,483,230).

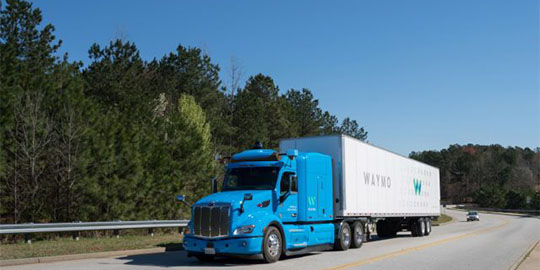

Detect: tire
411,219,420,237
262,226,282,263
351,222,364,249
194,254,214,262
334,222,351,251
419,218,426,236
424,218,431,236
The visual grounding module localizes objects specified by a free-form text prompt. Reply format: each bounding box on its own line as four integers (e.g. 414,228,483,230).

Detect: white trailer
280,134,440,218
281,135,440,239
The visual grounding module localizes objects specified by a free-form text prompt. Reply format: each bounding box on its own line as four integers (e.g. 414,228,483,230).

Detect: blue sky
29,0,539,155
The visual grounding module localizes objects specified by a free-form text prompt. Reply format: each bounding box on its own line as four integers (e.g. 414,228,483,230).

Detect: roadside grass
0,233,183,260
433,214,452,225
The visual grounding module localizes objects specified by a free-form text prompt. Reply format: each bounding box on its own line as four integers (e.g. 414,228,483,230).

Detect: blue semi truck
180,135,440,263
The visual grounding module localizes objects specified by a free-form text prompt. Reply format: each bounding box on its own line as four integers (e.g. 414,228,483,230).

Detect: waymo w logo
413,179,422,195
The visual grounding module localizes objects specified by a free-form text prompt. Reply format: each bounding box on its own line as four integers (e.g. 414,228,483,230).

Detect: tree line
410,144,539,209
0,0,368,223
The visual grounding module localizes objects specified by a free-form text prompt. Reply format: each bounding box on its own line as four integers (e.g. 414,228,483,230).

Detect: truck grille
193,205,231,238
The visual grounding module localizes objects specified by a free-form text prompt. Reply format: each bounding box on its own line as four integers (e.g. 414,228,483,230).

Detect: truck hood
194,190,274,211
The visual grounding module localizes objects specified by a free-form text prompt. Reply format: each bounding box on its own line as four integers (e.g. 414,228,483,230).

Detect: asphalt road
5,209,539,270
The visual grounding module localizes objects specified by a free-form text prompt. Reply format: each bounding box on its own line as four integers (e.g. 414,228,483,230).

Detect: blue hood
194,190,274,215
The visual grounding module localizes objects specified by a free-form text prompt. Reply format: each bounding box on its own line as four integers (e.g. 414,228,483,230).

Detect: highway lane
5,209,539,270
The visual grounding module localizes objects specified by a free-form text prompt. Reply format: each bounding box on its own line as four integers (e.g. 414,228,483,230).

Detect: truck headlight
233,225,255,235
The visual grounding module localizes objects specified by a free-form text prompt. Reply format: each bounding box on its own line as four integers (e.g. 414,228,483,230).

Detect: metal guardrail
0,220,189,235
452,206,540,215
472,208,540,214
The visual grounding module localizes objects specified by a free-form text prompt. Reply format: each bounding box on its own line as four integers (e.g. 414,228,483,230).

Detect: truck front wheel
262,226,282,263
334,222,351,251
350,222,364,248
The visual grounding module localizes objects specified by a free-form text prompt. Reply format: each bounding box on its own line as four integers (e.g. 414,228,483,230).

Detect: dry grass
433,214,453,225
0,233,182,260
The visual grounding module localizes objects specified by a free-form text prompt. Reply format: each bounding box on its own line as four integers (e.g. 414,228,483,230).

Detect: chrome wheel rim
342,227,350,246
268,233,280,257
355,225,363,244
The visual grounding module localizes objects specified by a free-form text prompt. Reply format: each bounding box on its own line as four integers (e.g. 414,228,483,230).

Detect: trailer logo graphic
308,196,316,205
363,172,391,188
413,178,422,195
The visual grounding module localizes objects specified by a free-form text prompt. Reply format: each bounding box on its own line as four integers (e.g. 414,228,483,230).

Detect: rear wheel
419,218,426,236
351,222,364,248
262,226,282,263
411,219,421,237
334,222,351,251
424,218,431,236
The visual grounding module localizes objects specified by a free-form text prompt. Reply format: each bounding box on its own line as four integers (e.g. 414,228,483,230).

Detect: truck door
278,172,298,223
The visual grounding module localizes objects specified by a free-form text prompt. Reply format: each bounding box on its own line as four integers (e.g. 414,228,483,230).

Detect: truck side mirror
240,193,253,214
176,195,192,207
286,149,298,160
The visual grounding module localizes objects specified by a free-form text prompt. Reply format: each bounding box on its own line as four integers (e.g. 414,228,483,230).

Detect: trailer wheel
424,218,431,236
351,222,364,248
411,219,420,237
334,222,351,251
418,218,426,236
262,226,282,263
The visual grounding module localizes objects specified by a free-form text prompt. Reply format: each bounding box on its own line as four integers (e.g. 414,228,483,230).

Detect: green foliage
504,190,525,209
473,185,507,208
0,0,369,223
411,145,540,210
232,74,290,149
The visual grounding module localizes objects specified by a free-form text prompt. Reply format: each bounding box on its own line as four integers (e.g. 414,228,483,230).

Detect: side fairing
297,153,334,222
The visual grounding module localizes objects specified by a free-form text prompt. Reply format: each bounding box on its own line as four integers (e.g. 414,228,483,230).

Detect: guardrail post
148,228,154,237
113,229,120,238
72,231,80,241
24,233,32,244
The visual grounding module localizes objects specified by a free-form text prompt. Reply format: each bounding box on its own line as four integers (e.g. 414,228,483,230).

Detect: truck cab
182,147,335,263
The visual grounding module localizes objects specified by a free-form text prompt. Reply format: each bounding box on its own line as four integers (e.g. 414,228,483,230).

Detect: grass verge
433,214,452,225
0,233,182,260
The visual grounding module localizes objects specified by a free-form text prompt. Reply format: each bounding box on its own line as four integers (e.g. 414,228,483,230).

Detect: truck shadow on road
115,234,422,267
367,234,413,242
115,250,317,267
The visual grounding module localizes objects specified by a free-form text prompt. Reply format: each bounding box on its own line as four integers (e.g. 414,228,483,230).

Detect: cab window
290,175,298,193
280,172,297,195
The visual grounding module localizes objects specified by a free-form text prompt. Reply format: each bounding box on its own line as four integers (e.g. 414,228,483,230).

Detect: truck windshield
222,167,279,191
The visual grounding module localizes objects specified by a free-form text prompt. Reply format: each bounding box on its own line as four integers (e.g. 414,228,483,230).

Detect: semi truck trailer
181,135,440,263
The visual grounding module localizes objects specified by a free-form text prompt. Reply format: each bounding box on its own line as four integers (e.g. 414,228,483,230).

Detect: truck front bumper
183,235,263,256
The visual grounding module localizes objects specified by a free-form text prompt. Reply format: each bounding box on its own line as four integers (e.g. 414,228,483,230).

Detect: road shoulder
0,247,167,267
516,241,539,270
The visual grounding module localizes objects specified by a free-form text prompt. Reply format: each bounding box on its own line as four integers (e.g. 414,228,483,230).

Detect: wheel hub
343,227,350,246
355,227,363,243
